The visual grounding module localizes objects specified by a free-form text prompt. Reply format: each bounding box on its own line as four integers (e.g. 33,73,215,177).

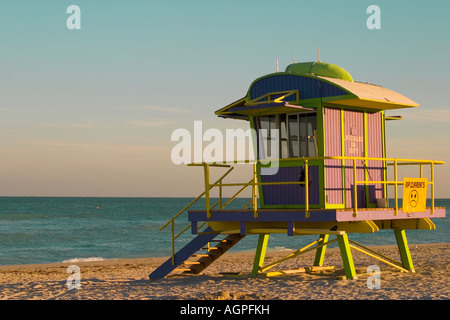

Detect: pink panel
324,107,343,204
344,110,365,208
366,112,384,203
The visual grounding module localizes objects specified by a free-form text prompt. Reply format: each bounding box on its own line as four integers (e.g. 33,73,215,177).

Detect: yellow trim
327,98,419,110
245,228,345,236
341,109,346,207
246,90,300,106
374,218,436,230
353,158,357,217
214,97,246,116
208,220,380,234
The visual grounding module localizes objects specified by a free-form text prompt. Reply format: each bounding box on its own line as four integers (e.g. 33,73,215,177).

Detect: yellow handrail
192,156,443,220
192,156,444,165
161,165,254,264
160,166,234,231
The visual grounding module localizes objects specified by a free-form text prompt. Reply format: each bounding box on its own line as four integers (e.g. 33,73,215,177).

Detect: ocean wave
269,246,293,251
61,257,105,263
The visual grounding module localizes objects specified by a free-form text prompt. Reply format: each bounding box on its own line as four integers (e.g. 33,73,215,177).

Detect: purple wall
260,166,319,206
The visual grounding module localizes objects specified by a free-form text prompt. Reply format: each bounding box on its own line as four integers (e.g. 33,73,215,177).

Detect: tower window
256,113,317,159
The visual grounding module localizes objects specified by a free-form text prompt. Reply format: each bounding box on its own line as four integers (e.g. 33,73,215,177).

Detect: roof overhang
215,96,313,119
318,76,420,110
215,97,248,120
326,98,418,110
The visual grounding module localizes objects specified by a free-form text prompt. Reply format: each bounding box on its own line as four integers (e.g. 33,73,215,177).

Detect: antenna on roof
293,49,296,63
276,57,279,72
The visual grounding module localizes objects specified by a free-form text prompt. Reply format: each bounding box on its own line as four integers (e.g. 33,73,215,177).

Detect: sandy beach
0,243,449,301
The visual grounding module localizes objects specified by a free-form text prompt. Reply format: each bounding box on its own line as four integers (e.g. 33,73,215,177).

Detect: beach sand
0,243,449,300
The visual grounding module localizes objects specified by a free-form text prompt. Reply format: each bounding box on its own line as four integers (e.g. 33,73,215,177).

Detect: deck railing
193,156,443,217
161,156,443,264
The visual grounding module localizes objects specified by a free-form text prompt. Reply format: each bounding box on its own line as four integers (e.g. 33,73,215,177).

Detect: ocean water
0,197,448,266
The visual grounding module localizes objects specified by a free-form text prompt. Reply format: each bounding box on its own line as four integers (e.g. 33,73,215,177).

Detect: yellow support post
313,234,329,266
431,162,435,215
253,163,258,218
394,160,398,216
353,158,357,217
252,234,269,275
394,229,415,273
337,233,356,280
305,159,310,218
204,164,210,218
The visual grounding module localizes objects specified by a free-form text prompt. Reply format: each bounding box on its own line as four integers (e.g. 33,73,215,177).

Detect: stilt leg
337,233,356,279
313,234,329,266
394,229,415,273
252,234,269,275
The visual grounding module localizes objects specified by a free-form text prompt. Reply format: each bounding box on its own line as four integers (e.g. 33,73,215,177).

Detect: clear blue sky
1,0,449,197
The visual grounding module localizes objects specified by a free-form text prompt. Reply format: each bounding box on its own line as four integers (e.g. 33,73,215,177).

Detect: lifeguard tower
149,60,446,280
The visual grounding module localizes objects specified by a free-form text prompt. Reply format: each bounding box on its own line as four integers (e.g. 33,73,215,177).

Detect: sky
0,0,450,197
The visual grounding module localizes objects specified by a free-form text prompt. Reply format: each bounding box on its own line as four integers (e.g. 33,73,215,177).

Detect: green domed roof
285,61,354,82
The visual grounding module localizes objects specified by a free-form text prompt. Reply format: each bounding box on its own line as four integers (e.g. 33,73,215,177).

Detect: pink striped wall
324,107,343,204
324,108,385,208
344,110,366,208
366,112,384,203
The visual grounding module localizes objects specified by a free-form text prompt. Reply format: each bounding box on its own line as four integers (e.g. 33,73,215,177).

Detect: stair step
187,233,245,275
209,239,230,243
148,227,220,280
149,230,246,280
184,261,201,265
174,268,192,272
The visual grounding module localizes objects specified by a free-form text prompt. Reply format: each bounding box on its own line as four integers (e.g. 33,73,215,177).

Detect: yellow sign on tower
403,178,427,213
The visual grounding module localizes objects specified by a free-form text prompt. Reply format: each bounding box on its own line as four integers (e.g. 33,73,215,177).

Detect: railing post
219,177,223,210
364,158,369,207
353,158,357,217
394,160,398,216
305,159,310,218
253,162,258,218
431,162,435,215
171,219,175,265
203,164,211,218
